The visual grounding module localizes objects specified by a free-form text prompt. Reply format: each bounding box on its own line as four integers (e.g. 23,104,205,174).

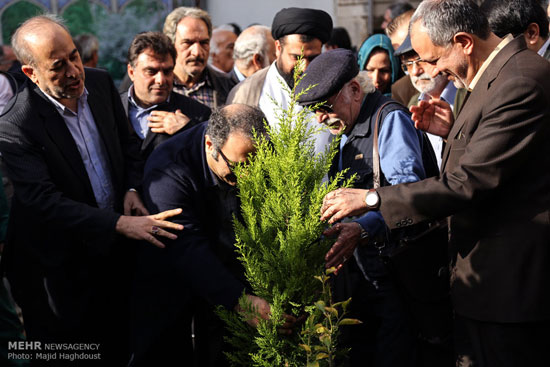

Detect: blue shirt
44,89,115,209
354,109,425,237
127,86,168,139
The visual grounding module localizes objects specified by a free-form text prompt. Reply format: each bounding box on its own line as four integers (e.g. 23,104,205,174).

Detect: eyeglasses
401,57,431,73
312,89,343,114
217,149,238,183
218,149,237,171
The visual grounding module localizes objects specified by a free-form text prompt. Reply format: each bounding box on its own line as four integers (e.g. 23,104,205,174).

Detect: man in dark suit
320,1,550,366
0,15,183,365
481,0,550,61
131,104,279,366
120,31,211,160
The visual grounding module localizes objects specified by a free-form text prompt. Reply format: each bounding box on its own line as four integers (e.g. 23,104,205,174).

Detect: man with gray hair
228,25,276,84
163,7,235,108
0,15,182,364
321,1,550,365
209,27,237,73
73,33,99,68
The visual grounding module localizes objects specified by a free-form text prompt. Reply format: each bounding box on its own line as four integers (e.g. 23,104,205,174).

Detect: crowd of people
0,0,549,366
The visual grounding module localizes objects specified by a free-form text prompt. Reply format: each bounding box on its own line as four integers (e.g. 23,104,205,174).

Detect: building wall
206,0,420,51
206,0,335,29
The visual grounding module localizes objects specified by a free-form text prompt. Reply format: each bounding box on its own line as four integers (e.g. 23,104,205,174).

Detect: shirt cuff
353,211,386,236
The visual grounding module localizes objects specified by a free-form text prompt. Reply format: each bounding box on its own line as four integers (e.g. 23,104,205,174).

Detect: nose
411,62,424,76
66,60,79,78
371,70,382,86
189,42,201,56
429,66,441,79
154,71,166,85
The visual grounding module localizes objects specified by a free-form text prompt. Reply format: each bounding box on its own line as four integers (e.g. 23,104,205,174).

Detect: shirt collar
127,84,170,112
538,37,550,56
43,87,88,115
233,66,246,82
439,81,457,104
469,34,513,91
174,68,211,90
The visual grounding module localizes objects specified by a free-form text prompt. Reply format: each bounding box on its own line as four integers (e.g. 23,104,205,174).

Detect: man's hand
115,208,184,248
236,295,297,335
123,190,149,216
321,188,368,224
323,222,363,272
148,109,191,135
410,98,454,139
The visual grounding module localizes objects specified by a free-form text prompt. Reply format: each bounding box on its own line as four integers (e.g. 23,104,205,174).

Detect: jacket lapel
36,87,92,190
441,36,526,172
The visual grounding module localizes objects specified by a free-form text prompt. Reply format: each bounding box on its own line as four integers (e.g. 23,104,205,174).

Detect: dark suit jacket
174,65,237,108
131,122,246,361
377,36,550,322
227,67,241,85
391,75,418,106
120,88,211,160
0,68,143,328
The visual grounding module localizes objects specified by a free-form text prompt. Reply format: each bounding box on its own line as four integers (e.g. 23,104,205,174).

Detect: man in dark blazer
131,104,276,366
120,31,211,160
0,15,182,365
320,1,550,366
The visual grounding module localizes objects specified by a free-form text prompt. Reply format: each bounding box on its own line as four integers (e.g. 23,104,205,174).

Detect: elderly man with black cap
227,7,333,153
297,48,439,367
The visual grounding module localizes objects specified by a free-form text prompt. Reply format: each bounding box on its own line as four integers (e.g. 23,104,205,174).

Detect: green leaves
218,53,356,367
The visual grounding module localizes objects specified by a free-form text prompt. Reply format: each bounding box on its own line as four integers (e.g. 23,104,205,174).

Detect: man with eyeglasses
395,34,468,168
130,104,289,366
297,49,439,367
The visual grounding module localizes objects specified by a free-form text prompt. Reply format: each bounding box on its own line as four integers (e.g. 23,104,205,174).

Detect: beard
47,75,84,100
411,72,448,96
275,62,295,89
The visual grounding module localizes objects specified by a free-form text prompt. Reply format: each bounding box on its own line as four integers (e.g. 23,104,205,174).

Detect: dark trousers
337,259,416,367
457,314,550,367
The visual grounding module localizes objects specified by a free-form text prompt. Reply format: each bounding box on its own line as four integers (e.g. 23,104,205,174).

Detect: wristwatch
364,189,380,210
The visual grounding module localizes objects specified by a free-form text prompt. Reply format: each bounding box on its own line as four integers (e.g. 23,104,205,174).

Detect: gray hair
163,7,212,43
233,25,270,66
11,14,69,65
210,28,233,55
410,0,490,47
206,104,267,157
73,33,99,64
355,71,377,95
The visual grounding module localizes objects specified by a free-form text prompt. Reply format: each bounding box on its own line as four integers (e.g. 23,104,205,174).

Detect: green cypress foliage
218,63,356,366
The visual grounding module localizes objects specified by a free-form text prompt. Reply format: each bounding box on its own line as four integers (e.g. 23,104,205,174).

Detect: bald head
12,14,85,109
12,14,70,66
233,25,276,77
210,28,237,73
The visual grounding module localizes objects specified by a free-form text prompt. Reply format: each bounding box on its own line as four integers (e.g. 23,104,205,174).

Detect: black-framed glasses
218,149,237,171
401,57,430,73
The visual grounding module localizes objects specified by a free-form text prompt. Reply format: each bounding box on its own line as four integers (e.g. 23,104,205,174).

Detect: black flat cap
394,34,414,56
297,48,359,106
272,8,333,44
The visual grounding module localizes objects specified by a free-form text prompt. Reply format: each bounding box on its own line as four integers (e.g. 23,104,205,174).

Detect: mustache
323,117,342,128
411,73,432,82
186,57,205,63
